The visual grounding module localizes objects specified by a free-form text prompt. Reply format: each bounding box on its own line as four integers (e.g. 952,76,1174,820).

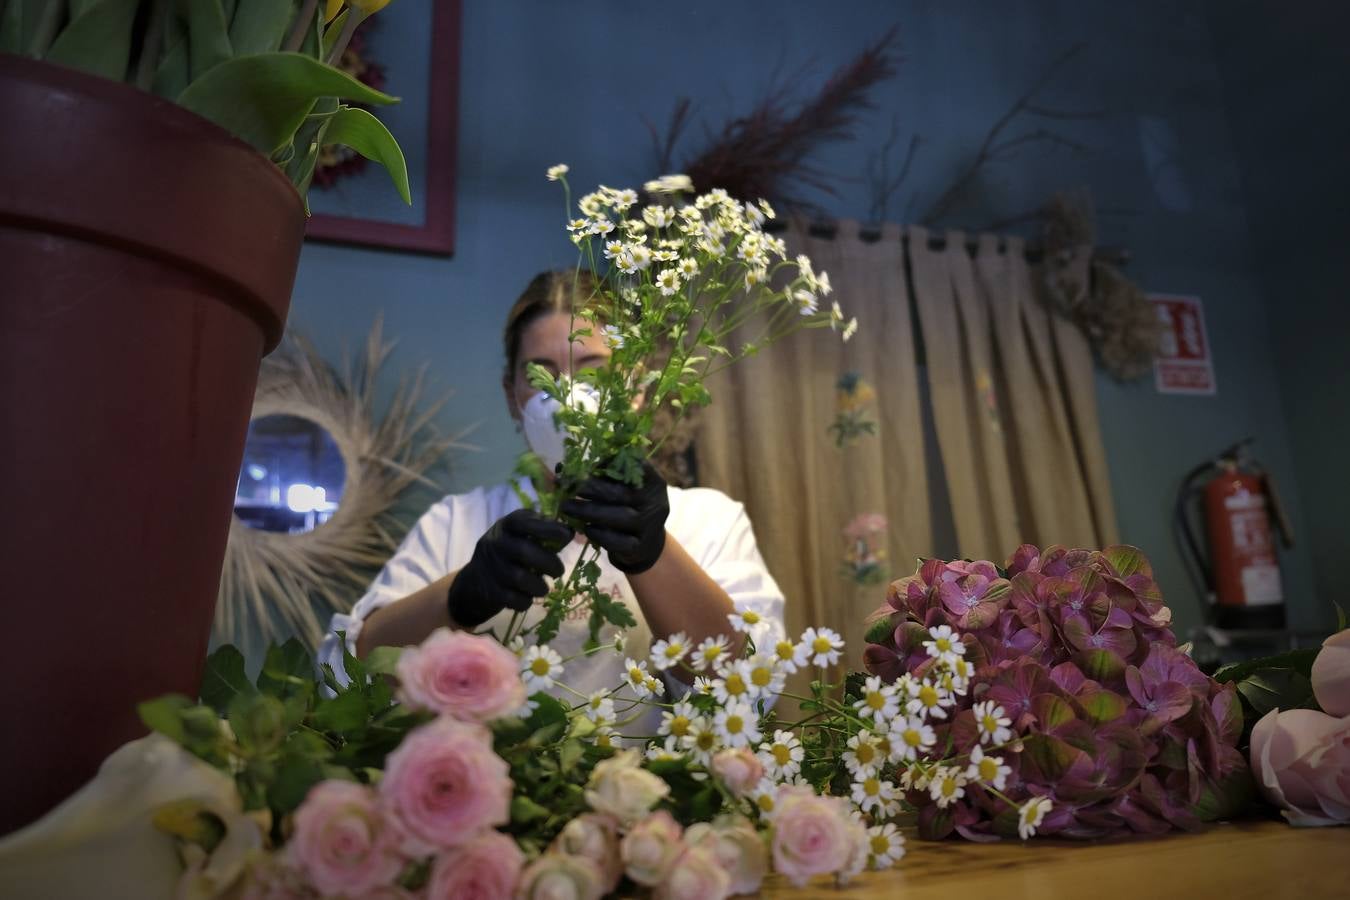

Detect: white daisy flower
853,675,900,726
793,289,818,316
578,193,606,217
593,726,616,750
906,680,954,720
643,674,664,697
922,625,966,662
928,766,967,809
888,715,937,762
623,219,648,237
744,203,765,227
801,626,845,667
600,324,624,349
645,174,694,194
616,251,639,275
851,774,899,816
582,691,614,724
796,253,816,286
743,266,768,291
506,635,525,657
650,632,690,671
757,730,804,780
655,269,681,296
757,198,776,219
867,822,906,869
628,244,653,270
683,717,720,764
1018,797,1052,840
645,736,684,763
642,205,676,228
727,605,765,634
692,635,731,673
602,239,625,260
521,645,563,692
842,318,859,342
623,657,654,698
711,665,754,706
965,745,1012,790
652,249,679,263
766,234,788,258
973,700,1013,746
816,269,832,295
742,654,784,697
611,188,638,211
589,217,615,236
693,674,717,696
771,637,810,673
658,700,698,741
567,217,591,235
749,778,779,819
677,257,699,278
545,163,569,181
829,300,844,327
713,701,761,748
842,731,884,777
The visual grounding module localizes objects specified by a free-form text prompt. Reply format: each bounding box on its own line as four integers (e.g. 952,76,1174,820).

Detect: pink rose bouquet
395,627,526,722
288,780,404,897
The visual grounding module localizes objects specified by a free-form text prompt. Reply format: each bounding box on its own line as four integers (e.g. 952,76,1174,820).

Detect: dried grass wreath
216,319,471,645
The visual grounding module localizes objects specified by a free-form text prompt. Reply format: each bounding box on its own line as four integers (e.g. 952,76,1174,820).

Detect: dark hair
502,269,603,377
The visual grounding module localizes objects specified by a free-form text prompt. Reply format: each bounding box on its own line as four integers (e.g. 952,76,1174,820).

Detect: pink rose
710,748,764,798
288,780,403,897
655,843,731,900
1250,707,1350,826
552,814,622,893
516,852,606,900
396,628,526,722
425,830,523,899
1312,629,1350,717
684,815,767,895
836,813,871,886
620,810,684,886
379,717,512,852
770,787,854,887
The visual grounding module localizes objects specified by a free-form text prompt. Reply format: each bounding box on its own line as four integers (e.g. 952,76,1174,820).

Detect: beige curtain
697,221,1118,672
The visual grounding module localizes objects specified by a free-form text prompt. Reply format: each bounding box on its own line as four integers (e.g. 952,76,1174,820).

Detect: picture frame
304,0,460,256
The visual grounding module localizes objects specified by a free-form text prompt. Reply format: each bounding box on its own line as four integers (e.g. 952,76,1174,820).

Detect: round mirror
234,414,346,534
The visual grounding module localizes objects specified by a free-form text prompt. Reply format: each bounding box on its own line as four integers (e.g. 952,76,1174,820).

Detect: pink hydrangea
396,628,526,722
287,780,403,898
379,717,512,853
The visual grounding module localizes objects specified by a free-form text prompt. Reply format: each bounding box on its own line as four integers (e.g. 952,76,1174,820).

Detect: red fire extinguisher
1175,439,1293,630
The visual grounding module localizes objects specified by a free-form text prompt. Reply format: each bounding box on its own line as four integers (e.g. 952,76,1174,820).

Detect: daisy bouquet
509,166,855,648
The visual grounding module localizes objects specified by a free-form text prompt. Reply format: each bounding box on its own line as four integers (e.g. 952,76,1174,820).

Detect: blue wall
288,0,1331,639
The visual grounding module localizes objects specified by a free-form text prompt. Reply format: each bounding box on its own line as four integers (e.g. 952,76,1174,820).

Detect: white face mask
520,381,601,473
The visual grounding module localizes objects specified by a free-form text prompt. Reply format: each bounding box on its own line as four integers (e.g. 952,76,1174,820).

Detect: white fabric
319,481,786,736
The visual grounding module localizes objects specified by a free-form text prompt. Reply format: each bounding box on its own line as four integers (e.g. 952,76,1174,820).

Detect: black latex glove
446,509,574,628
559,460,670,574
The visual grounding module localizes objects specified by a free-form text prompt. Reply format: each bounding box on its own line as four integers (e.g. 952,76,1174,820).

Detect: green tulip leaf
178,51,398,156
323,106,412,204
183,0,233,81
44,0,140,80
228,0,296,55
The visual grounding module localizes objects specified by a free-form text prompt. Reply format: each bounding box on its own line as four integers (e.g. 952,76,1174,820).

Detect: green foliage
22,1,409,204
43,0,140,80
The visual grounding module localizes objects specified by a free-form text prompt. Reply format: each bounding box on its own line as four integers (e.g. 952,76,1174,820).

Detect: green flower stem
324,8,364,66
284,0,319,53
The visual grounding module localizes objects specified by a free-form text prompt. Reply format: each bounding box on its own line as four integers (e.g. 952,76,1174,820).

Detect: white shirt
319,481,786,736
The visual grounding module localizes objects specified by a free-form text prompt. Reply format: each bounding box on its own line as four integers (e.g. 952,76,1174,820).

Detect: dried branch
920,42,1100,225
651,26,902,209
866,114,922,223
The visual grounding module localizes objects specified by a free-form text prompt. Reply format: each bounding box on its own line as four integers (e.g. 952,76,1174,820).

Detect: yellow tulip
324,0,345,22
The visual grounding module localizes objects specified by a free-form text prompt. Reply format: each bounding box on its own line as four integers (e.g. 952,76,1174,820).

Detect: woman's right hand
446,509,574,628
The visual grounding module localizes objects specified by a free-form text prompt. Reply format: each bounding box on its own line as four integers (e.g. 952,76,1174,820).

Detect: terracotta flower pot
0,57,305,834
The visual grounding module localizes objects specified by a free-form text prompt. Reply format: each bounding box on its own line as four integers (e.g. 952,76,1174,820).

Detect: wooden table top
759,819,1350,899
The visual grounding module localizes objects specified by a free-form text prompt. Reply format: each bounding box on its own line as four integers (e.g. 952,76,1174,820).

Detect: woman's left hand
560,460,670,574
